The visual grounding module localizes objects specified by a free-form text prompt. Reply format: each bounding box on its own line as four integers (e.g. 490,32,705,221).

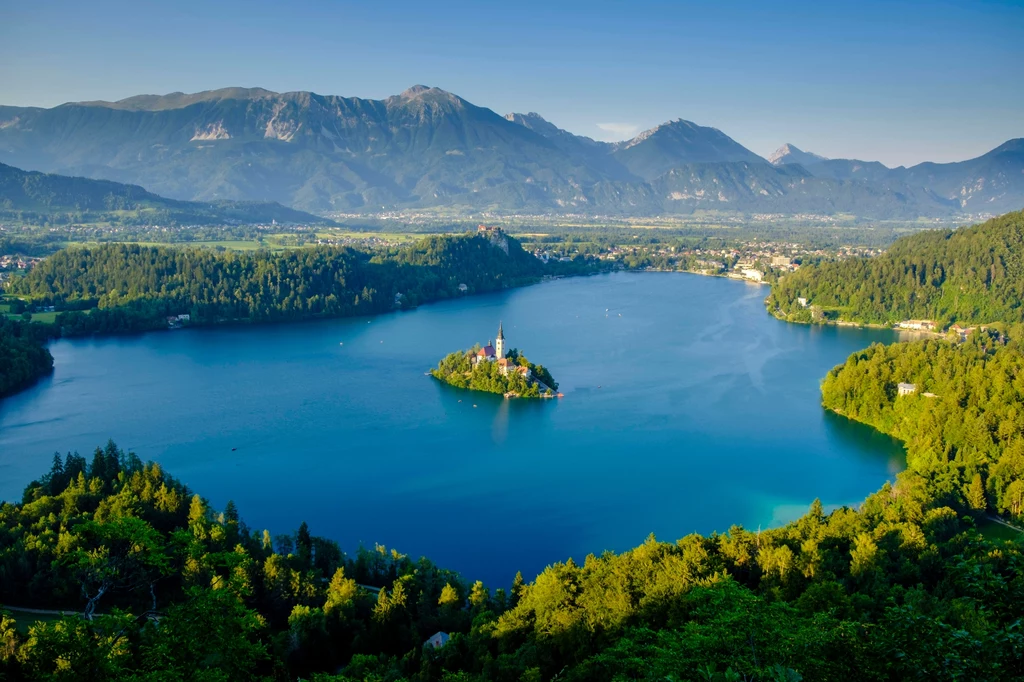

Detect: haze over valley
2,85,1021,219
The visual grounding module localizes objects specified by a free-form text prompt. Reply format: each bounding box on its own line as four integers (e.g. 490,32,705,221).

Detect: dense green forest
768,210,1024,327
5,230,588,337
822,332,1024,521
0,317,53,397
431,348,558,398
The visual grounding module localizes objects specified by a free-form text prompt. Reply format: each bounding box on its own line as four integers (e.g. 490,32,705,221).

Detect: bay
0,272,905,587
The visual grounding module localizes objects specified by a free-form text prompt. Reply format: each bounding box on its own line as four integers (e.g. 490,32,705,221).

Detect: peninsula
430,322,559,398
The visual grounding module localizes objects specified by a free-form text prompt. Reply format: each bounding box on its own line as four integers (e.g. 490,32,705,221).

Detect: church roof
478,345,495,357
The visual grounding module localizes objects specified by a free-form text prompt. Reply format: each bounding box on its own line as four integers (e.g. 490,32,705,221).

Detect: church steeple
495,321,505,359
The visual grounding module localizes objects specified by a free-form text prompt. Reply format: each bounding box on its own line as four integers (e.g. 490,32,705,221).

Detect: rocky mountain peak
769,143,828,166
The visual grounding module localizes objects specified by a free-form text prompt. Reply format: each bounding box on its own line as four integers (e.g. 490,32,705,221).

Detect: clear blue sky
2,0,1021,166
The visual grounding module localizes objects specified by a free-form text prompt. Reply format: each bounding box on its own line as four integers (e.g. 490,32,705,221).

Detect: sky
2,0,1022,167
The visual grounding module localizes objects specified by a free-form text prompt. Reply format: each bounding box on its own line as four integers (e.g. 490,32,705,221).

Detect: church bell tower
495,321,505,360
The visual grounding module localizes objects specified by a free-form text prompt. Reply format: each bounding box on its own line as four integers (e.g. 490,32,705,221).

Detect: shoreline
767,308,950,338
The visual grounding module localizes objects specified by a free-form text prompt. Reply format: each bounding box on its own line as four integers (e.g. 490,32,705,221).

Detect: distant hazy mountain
612,119,765,181
804,158,893,184
0,85,1018,218
796,139,1024,213
768,144,827,167
891,139,1024,213
652,162,955,218
0,162,331,225
503,112,632,180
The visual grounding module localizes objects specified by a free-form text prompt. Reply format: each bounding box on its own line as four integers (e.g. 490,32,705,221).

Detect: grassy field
2,297,93,323
55,230,425,252
978,517,1024,542
4,312,58,323
4,609,78,634
125,239,270,251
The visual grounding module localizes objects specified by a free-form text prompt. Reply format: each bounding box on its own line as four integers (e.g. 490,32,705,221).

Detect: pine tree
967,473,987,511
438,583,460,608
325,568,357,616
469,580,489,611
296,521,313,567
46,452,64,494
89,447,106,483
188,495,207,525
510,571,526,607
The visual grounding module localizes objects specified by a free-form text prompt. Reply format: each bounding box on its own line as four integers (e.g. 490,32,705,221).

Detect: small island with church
430,322,560,399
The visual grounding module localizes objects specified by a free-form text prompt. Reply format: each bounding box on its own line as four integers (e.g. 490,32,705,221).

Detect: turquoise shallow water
0,272,905,586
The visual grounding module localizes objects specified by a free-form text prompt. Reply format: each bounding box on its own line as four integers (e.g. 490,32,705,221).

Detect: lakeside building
895,320,936,331
898,383,918,396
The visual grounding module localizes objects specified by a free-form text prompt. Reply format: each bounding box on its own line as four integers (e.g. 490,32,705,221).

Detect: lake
0,272,905,587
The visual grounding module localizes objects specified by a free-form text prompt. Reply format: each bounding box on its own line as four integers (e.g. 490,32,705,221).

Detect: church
471,322,531,379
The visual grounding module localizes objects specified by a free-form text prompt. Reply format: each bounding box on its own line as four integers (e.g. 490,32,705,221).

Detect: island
430,322,560,398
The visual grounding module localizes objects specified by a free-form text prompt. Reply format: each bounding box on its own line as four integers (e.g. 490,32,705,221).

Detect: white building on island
472,322,532,377
472,322,506,366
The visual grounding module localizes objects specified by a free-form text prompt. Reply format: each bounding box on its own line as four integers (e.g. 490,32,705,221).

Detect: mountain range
0,85,1021,219
0,162,330,225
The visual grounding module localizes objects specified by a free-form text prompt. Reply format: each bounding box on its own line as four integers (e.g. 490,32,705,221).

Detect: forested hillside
768,210,1024,327
5,229,573,337
0,317,52,397
823,332,1024,518
0,162,332,226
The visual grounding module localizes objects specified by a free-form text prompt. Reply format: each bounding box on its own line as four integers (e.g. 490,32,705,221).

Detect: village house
898,383,917,396
424,631,450,649
895,320,936,331
949,323,978,341
497,357,531,379
741,268,764,282
166,313,191,329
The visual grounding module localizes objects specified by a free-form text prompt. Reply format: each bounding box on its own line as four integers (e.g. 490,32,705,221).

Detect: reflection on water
822,409,906,475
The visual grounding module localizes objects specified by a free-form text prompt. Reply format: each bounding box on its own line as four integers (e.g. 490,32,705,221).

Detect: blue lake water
0,272,905,587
